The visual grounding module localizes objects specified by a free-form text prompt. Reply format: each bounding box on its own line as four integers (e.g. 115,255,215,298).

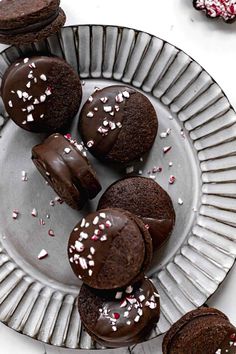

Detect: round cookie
32,133,101,210
162,307,236,354
1,56,82,133
98,177,175,251
68,208,153,289
78,277,160,348
0,0,66,45
78,85,158,163
193,0,236,23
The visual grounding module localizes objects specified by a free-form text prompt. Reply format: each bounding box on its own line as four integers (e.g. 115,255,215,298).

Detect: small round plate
0,25,236,350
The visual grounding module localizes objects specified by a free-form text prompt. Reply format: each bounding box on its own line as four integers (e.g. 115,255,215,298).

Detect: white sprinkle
88,96,93,102
149,175,156,180
134,315,140,323
38,249,48,260
46,172,50,176
22,121,27,125
80,218,86,227
163,146,172,153
28,73,34,79
64,147,71,154
114,104,120,112
8,100,13,108
103,105,112,113
27,114,34,122
31,208,37,217
138,309,143,316
115,291,123,299
123,90,130,98
23,92,29,99
99,224,105,230
120,299,127,308
126,320,131,325
87,111,94,118
45,88,52,96
75,241,84,252
93,216,99,225
34,99,40,104
103,120,109,127
27,105,34,113
109,111,115,116
109,121,116,130
40,74,47,81
88,269,93,276
115,93,123,103
112,326,117,332
12,210,19,219
80,232,88,239
94,107,98,111
99,212,106,219
24,58,29,63
100,97,108,103
87,140,94,148
138,170,143,175
69,257,74,263
21,170,27,181
40,95,46,102
17,90,23,99
124,311,129,318
154,292,160,298
15,63,20,67
178,198,183,205
89,260,95,267
79,257,88,269
40,114,44,119
169,161,173,167
126,285,133,294
90,247,95,255
116,122,122,128
100,235,107,242
26,81,31,88
126,166,134,174
85,222,90,228
139,295,145,302
87,254,92,259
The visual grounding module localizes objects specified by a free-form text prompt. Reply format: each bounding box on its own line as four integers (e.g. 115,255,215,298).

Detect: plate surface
0,25,236,350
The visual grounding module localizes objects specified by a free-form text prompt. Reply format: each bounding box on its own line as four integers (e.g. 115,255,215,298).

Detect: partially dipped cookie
98,177,175,251
193,0,236,23
32,133,101,210
1,56,82,133
68,208,153,289
79,86,158,163
163,307,236,354
78,277,160,348
0,0,66,45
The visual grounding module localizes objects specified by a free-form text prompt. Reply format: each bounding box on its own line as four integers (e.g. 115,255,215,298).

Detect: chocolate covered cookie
1,56,82,133
32,133,101,210
193,0,236,23
98,177,175,251
163,307,236,354
68,208,153,289
0,0,66,45
78,277,160,348
79,86,158,163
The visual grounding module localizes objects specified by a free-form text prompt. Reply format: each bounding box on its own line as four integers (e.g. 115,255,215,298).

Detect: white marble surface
0,0,236,353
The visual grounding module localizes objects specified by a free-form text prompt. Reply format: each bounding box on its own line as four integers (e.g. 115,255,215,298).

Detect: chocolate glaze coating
162,307,236,354
32,133,101,210
68,208,153,289
0,0,65,44
79,85,158,163
1,56,81,133
98,177,175,251
78,277,160,348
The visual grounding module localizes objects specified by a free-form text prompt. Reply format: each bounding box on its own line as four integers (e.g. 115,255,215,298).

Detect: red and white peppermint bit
31,208,38,217
105,220,112,228
12,209,19,219
64,133,71,140
38,249,48,260
48,229,55,237
195,0,236,21
91,235,99,241
169,175,176,185
163,146,172,154
113,313,120,320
